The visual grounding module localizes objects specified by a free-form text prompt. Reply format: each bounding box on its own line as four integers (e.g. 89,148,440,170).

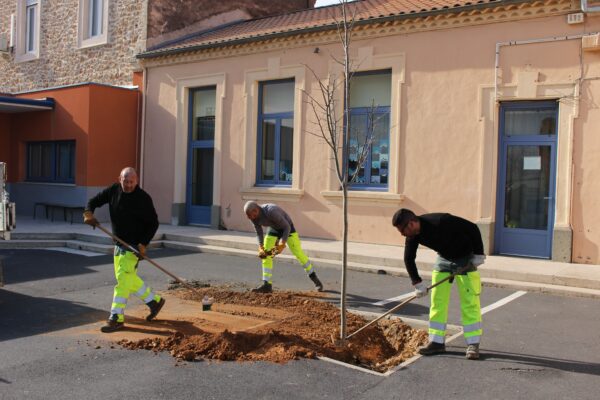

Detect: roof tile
143,0,504,56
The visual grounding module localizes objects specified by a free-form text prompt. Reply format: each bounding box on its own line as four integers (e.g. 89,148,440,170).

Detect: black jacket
404,213,484,284
86,183,159,248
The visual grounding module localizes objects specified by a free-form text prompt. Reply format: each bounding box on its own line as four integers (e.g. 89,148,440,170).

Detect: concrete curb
3,234,600,299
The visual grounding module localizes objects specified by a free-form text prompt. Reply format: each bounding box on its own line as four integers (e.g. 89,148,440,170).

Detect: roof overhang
0,97,55,113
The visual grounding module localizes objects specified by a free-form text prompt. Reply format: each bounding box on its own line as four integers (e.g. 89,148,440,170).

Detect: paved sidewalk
3,216,600,298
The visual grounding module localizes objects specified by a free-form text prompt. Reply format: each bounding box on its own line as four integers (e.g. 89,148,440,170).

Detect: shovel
95,223,202,294
344,268,467,341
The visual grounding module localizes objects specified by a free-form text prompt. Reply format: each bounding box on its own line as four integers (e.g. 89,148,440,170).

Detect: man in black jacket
392,209,485,360
84,167,164,332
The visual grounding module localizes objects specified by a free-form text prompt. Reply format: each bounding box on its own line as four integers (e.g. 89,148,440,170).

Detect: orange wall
12,86,90,184
87,84,139,186
8,84,139,186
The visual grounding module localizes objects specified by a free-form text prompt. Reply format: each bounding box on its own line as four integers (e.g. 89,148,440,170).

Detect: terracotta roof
139,0,511,58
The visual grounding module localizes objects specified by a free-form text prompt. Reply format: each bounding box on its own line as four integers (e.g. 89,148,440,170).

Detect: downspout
139,66,148,188
139,0,149,188
581,0,600,13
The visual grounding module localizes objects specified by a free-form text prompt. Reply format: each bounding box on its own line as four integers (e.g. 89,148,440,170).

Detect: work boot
418,341,446,356
466,344,480,360
146,297,165,321
251,281,272,293
100,315,124,333
309,272,324,292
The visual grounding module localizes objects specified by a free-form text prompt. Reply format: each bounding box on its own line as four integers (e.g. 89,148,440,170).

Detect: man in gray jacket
244,201,323,293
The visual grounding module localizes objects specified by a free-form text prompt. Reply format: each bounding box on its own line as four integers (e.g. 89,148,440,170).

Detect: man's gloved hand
137,244,147,259
83,211,99,228
471,254,486,267
258,246,268,259
275,241,286,255
414,281,428,298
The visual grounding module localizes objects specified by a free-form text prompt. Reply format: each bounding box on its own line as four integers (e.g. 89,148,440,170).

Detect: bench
33,202,85,224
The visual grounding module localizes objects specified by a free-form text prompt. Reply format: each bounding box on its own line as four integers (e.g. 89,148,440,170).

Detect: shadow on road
319,289,429,316
0,289,106,342
441,349,600,376
0,248,196,285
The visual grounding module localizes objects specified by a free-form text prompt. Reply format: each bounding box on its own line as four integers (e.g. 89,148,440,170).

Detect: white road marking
373,291,414,306
481,290,527,315
45,247,105,257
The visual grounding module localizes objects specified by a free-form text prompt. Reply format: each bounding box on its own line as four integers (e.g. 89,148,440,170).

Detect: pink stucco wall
142,10,600,263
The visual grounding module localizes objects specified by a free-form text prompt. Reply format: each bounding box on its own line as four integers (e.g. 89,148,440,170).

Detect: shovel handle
95,224,196,292
345,269,465,340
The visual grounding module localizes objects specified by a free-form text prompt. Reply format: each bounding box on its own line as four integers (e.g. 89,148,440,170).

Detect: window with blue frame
27,140,76,183
347,70,391,189
257,79,294,185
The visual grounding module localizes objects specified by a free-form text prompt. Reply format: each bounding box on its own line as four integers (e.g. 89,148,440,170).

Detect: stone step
0,240,67,249
65,240,113,255
162,233,401,267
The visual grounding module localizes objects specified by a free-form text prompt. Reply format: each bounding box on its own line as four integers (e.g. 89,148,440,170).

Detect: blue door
495,101,558,258
186,87,216,225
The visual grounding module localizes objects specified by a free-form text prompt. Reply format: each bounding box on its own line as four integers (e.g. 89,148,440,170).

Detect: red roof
140,0,506,58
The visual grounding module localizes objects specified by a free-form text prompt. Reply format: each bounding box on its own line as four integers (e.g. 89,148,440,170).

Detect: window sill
320,190,405,207
15,52,40,63
78,36,108,50
22,181,76,187
240,187,304,202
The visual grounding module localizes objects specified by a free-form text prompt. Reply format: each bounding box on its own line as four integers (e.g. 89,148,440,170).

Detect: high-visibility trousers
261,232,314,283
110,246,161,322
428,270,483,345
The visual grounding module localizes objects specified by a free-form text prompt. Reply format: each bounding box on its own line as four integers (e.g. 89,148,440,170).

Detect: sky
314,0,356,7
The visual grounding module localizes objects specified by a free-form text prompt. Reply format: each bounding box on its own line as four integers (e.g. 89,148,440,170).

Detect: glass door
186,87,216,225
495,102,558,258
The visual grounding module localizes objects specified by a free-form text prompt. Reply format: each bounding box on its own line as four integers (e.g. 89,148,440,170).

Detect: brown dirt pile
118,286,428,372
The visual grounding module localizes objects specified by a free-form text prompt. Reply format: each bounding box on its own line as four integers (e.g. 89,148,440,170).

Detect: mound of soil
118,286,428,372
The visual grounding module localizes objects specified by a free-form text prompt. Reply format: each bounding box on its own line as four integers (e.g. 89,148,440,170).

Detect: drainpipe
581,0,600,13
139,66,148,188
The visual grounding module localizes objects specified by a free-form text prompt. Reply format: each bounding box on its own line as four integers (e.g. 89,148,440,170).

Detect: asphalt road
1,248,599,400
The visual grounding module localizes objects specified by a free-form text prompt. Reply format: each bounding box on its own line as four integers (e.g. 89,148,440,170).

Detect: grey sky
315,0,354,7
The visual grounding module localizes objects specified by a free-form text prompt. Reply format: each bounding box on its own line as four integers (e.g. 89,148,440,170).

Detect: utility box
0,162,16,241
583,33,600,51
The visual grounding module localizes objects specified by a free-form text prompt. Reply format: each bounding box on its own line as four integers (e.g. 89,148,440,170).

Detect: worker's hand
82,211,99,228
258,246,268,259
470,254,486,267
275,241,286,255
137,244,147,259
414,281,428,298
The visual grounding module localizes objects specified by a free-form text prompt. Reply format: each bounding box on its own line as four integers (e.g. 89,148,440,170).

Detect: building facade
139,0,600,264
0,0,315,220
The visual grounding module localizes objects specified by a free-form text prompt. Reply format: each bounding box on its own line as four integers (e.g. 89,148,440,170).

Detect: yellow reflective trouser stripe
261,232,315,283
456,271,483,344
111,246,160,322
261,235,278,283
429,270,483,345
429,271,451,343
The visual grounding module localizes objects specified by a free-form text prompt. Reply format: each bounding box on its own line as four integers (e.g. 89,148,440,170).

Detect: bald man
244,201,323,293
84,167,164,332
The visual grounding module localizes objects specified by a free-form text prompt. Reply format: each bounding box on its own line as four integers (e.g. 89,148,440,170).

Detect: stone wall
0,0,147,93
0,0,317,93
